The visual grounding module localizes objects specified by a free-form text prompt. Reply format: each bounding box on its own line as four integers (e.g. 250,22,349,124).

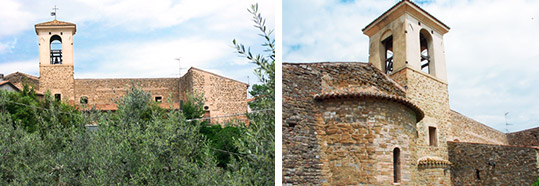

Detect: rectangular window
429,126,437,146
155,96,162,103
54,93,61,101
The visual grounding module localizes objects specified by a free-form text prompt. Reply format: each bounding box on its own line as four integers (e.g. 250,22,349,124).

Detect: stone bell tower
363,0,453,184
35,19,76,103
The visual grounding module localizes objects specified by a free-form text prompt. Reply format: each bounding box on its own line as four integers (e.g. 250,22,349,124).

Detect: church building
283,0,539,185
2,19,248,124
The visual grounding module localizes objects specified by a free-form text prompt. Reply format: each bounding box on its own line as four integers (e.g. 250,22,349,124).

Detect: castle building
283,0,539,185
2,19,248,124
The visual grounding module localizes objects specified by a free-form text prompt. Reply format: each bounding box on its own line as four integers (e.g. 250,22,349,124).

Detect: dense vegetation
0,4,274,185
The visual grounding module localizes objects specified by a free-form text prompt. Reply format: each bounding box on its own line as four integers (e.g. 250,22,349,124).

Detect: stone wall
448,141,539,185
283,63,324,185
39,65,75,103
74,78,179,109
390,67,452,185
448,110,508,145
316,98,418,185
508,127,539,146
184,68,248,124
283,62,422,185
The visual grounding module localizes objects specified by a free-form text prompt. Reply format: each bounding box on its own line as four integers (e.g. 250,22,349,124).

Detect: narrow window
429,126,437,146
155,96,162,103
393,148,401,183
80,96,88,104
419,30,432,74
50,35,63,64
382,36,394,74
54,93,61,101
180,100,184,110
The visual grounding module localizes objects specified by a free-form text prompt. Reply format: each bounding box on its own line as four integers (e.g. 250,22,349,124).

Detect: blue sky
0,0,274,92
283,0,539,132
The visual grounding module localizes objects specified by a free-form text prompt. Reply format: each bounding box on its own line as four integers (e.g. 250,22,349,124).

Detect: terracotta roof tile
35,20,76,26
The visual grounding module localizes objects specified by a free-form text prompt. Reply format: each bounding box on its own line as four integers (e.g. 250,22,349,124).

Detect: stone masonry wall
74,78,179,109
448,141,539,185
40,65,75,103
187,68,247,124
316,98,418,185
283,63,325,185
283,62,420,185
449,110,508,145
508,127,539,146
390,67,452,185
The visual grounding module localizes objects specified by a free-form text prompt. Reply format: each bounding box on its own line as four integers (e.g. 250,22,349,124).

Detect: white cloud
0,38,17,54
0,59,38,76
75,37,231,78
0,0,35,37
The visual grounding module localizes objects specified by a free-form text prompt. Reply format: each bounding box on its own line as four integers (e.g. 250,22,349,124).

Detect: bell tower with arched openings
35,19,76,103
362,0,449,80
363,0,453,184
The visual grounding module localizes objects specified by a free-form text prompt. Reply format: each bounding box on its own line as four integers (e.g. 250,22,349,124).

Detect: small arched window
393,147,401,183
419,29,432,74
50,35,63,64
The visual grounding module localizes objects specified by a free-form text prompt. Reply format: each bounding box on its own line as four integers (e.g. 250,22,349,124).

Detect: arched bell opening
382,35,394,74
419,29,433,74
50,35,63,64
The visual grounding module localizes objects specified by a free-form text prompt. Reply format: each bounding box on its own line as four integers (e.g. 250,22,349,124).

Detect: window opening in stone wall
204,106,209,110
80,96,88,104
50,35,63,64
180,100,184,110
155,96,162,103
54,93,61,102
393,147,401,183
420,31,431,74
475,169,480,180
429,126,437,146
382,36,394,74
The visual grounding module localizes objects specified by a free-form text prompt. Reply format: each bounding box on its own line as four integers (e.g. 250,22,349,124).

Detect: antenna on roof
504,112,512,133
174,57,187,76
51,5,59,20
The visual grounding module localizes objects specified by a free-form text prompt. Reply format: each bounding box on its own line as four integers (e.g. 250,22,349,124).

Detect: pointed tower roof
35,20,76,34
362,0,449,36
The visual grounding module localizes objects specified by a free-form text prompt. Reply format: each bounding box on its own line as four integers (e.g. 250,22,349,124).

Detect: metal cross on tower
51,5,59,20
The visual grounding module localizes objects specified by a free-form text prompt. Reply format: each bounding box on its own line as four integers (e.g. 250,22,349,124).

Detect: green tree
228,3,275,185
181,91,206,120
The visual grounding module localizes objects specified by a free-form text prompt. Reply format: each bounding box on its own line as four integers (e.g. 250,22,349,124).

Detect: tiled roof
0,80,21,91
35,19,76,26
284,62,424,121
0,80,9,86
313,90,424,121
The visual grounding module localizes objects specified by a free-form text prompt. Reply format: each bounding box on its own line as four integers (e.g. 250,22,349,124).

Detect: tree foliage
1,85,80,133
229,3,275,185
0,85,222,185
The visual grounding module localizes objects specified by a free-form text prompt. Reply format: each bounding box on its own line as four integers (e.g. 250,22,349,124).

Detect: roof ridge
35,19,76,26
188,67,248,85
